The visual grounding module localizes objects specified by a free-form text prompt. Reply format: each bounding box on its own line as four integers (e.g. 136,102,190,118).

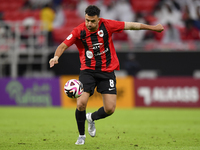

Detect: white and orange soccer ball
64,79,83,98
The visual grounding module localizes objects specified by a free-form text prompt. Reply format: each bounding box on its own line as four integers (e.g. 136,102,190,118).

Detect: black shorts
79,70,117,96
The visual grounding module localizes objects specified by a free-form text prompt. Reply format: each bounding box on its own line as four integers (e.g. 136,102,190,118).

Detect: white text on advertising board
138,86,199,105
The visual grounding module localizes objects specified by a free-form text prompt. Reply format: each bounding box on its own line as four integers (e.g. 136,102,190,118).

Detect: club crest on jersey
86,50,93,59
98,30,104,37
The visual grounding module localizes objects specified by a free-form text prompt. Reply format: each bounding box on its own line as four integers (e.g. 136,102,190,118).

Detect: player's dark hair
85,5,100,17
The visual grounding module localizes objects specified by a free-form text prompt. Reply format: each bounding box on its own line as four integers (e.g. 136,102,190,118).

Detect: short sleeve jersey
63,18,125,72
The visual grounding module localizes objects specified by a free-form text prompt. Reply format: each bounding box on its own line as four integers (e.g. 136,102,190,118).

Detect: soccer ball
64,79,83,98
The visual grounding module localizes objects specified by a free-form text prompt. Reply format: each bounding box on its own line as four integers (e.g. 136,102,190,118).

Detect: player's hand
154,24,164,32
49,56,59,68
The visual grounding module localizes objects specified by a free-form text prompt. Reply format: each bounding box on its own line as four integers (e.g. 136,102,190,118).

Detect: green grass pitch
0,107,200,150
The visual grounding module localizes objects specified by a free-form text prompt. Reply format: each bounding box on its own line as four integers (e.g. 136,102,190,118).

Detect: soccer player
49,5,164,145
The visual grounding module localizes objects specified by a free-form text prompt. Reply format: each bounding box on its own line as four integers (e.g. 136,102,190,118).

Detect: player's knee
77,101,87,111
104,105,116,115
76,93,89,111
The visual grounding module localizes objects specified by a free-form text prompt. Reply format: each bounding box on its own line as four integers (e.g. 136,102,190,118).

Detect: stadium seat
154,30,164,41
3,12,15,21
0,0,24,11
52,8,84,43
53,27,73,43
0,3,10,12
65,17,84,27
130,0,159,13
64,10,80,19
113,31,128,41
176,26,186,40
9,2,23,11
62,0,79,9
3,10,41,21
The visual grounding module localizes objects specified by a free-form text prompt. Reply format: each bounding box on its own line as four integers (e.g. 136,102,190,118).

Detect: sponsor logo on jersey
86,48,109,59
86,50,93,59
89,43,103,50
94,48,109,56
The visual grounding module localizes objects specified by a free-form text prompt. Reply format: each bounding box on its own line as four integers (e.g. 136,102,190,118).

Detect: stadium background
0,0,200,108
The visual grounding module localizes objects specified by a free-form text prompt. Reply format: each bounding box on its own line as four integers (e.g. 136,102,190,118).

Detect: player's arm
49,42,68,68
124,22,164,32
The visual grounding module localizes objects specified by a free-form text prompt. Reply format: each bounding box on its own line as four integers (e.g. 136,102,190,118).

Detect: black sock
91,107,110,121
75,109,86,135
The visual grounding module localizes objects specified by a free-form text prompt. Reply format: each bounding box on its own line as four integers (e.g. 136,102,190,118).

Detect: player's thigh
79,70,96,96
76,92,90,111
96,71,117,94
102,94,117,114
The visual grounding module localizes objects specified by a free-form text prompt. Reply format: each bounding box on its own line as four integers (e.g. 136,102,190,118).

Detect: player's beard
87,25,98,32
87,26,92,30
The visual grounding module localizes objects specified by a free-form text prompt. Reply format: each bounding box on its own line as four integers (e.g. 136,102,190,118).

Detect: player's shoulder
99,18,112,28
74,22,85,31
70,22,85,37
100,18,109,23
100,18,120,25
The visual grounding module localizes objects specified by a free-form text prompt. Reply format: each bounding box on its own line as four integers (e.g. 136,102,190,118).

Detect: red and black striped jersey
63,18,125,72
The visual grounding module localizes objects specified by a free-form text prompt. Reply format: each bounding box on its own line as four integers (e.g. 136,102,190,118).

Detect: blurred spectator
115,0,135,22
21,0,33,10
21,17,36,48
182,19,200,41
29,0,52,9
182,3,191,23
171,0,181,11
99,0,117,20
40,3,55,47
154,1,183,26
77,0,101,18
175,0,187,10
0,12,11,38
124,53,141,76
53,4,65,29
184,0,200,20
125,12,147,44
21,0,52,10
162,22,181,44
77,0,90,18
0,12,12,51
53,0,63,10
193,6,200,30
